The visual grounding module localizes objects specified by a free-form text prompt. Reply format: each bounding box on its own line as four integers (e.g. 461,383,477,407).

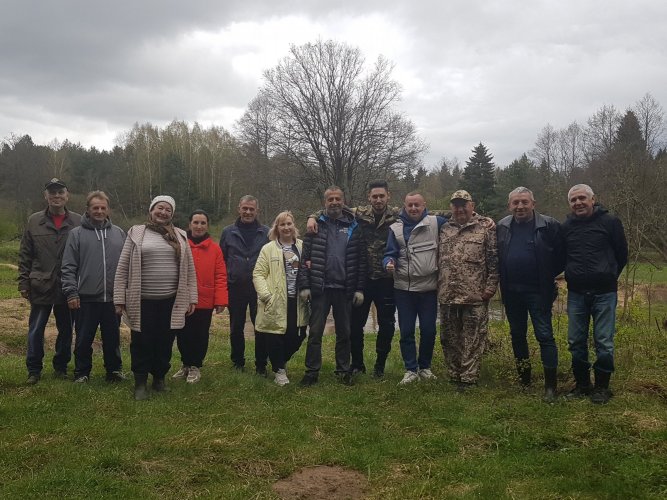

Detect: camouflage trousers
440,303,489,384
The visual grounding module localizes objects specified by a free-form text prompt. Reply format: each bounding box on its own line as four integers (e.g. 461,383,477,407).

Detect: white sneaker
172,366,189,379
419,368,437,381
186,366,201,384
398,370,419,385
274,369,290,386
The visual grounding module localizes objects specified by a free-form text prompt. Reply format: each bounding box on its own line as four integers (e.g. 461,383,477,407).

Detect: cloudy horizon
1,0,665,168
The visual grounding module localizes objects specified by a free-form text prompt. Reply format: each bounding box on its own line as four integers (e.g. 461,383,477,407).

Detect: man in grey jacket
62,191,126,383
19,178,81,384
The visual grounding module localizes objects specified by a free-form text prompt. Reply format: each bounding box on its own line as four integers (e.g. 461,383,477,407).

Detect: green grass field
1,244,666,498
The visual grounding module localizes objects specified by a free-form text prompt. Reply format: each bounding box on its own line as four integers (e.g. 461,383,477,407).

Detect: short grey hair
238,195,259,208
567,184,594,200
508,186,534,202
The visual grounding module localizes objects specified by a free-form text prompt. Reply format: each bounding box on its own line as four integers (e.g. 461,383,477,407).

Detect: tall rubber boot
134,373,149,401
515,358,532,387
591,369,612,404
565,364,592,400
543,367,558,403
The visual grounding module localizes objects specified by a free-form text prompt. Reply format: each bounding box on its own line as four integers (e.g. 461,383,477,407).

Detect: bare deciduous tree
241,40,427,202
633,92,665,155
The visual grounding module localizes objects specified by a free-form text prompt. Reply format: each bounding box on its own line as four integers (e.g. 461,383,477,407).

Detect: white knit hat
149,195,176,213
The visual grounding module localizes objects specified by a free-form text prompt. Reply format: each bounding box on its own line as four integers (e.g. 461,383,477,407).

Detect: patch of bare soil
272,465,368,500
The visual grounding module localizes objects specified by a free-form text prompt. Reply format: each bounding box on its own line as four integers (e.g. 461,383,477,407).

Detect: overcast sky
1,0,665,168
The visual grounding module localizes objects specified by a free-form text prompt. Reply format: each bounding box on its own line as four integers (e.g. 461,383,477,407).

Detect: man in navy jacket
220,195,269,373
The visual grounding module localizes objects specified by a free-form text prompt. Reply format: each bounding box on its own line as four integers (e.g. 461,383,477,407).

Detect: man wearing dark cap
19,179,82,384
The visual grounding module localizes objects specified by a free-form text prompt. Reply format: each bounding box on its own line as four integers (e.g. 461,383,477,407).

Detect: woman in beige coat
114,195,197,400
253,211,309,386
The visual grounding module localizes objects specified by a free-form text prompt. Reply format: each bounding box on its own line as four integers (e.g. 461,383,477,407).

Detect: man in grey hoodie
62,191,126,383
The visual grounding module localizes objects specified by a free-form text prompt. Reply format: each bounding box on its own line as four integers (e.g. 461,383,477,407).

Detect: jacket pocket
409,241,438,277
463,234,485,263
29,270,55,295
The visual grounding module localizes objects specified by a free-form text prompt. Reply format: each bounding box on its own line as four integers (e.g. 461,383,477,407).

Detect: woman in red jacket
173,210,228,383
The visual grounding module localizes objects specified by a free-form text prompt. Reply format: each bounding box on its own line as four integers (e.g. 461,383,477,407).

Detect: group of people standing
18,177,627,405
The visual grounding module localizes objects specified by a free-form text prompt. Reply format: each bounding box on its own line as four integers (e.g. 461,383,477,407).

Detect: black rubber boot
543,367,558,403
152,376,168,392
134,373,149,401
591,369,612,404
515,358,532,387
565,365,592,400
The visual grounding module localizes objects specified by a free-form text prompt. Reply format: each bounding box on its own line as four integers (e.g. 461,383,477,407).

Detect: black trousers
176,308,214,368
304,288,351,377
130,297,176,378
258,297,306,372
228,281,267,368
350,277,396,371
74,301,122,377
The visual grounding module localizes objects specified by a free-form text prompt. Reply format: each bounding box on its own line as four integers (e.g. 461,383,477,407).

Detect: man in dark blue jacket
62,191,126,383
298,186,367,386
497,187,564,402
220,195,269,373
562,184,627,404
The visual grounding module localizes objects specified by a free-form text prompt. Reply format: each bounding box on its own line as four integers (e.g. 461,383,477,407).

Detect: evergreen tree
460,142,497,215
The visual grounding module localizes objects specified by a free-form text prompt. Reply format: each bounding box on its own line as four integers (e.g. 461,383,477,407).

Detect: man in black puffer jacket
562,184,627,405
298,186,367,386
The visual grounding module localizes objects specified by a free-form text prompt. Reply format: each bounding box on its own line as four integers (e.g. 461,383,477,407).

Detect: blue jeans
567,290,617,374
26,303,75,375
395,289,437,372
503,290,558,369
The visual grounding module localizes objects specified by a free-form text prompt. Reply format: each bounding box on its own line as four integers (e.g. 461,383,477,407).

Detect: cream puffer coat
253,240,310,334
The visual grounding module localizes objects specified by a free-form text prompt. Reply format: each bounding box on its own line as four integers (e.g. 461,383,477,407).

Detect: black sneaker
564,384,593,400
339,373,354,386
73,375,89,383
152,378,169,392
299,375,318,387
106,371,126,383
590,387,613,405
53,370,68,380
26,373,41,385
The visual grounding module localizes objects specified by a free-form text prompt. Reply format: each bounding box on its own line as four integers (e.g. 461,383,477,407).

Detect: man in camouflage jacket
438,190,498,391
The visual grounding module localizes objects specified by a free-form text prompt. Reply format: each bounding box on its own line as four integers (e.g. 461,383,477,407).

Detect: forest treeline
0,42,665,272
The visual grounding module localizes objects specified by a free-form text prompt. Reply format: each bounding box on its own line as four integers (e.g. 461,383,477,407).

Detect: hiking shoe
299,375,318,387
186,366,201,384
274,369,289,386
564,384,593,400
74,375,89,383
418,368,437,381
106,371,126,383
172,366,189,379
53,370,68,380
398,370,419,385
26,374,41,385
590,387,613,405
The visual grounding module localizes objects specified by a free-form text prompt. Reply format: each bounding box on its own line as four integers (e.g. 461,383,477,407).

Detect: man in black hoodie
562,184,627,404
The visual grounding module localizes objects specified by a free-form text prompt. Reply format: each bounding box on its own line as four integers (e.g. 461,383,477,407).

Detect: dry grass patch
273,465,368,500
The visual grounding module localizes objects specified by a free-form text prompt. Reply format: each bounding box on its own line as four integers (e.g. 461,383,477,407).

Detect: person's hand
299,289,311,302
305,260,312,269
67,298,80,310
20,289,30,300
307,217,319,234
115,304,125,316
187,304,196,316
481,290,495,301
352,291,364,307
385,259,395,274
215,305,226,314
259,293,272,304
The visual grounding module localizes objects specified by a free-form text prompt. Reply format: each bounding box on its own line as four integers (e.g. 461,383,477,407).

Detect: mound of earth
272,465,368,499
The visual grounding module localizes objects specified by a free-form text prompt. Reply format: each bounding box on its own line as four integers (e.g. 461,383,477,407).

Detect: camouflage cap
450,190,473,202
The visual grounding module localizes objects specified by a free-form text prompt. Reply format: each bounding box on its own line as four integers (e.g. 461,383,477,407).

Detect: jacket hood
80,212,112,230
318,206,356,225
566,204,608,223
